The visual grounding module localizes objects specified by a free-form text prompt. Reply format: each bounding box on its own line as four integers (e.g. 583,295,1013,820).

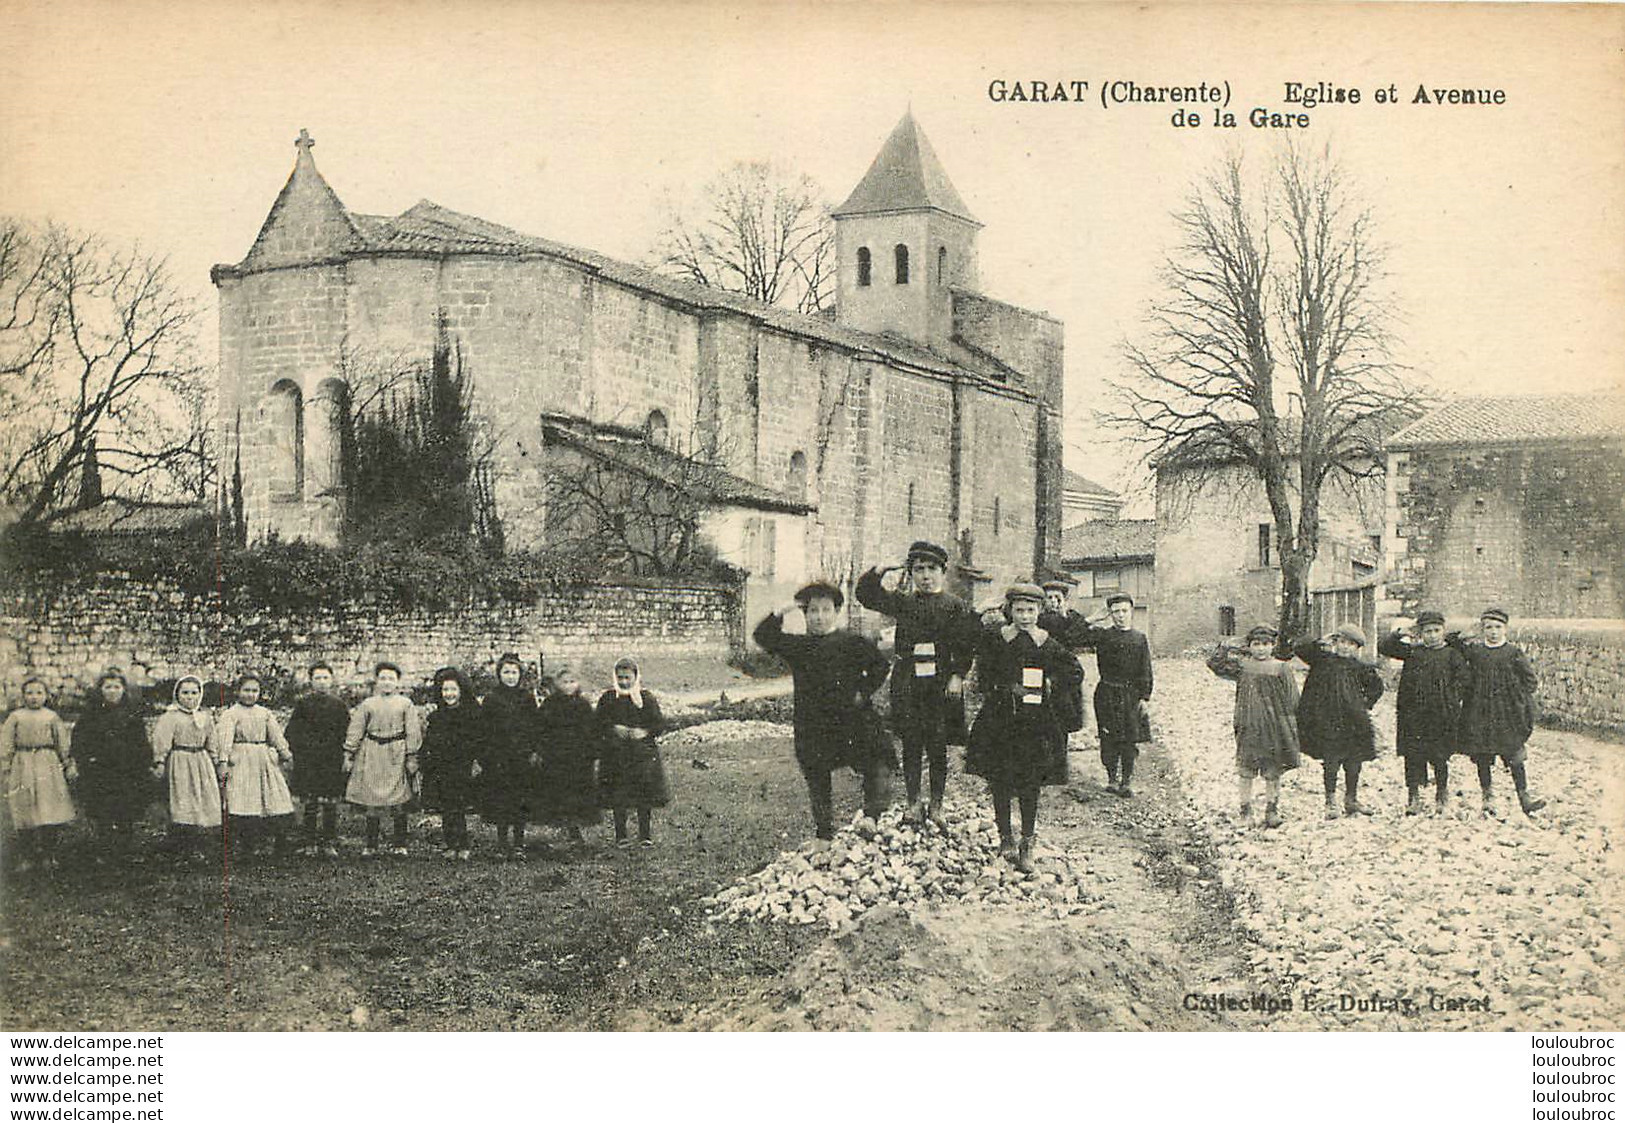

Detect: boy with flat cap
754,581,893,841
1379,609,1469,815
856,541,979,826
1066,593,1155,796
1294,623,1384,819
1449,607,1546,817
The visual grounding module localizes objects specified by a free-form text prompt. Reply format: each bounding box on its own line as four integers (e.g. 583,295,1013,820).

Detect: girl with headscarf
150,674,223,861
536,660,602,848
478,653,540,859
73,669,155,863
595,656,669,847
421,667,484,859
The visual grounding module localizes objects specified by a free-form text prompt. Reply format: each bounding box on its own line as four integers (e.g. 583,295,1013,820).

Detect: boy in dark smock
1449,607,1546,817
753,580,893,841
1065,593,1154,797
1378,610,1468,815
1294,624,1384,819
286,662,350,856
967,583,1082,874
855,540,978,826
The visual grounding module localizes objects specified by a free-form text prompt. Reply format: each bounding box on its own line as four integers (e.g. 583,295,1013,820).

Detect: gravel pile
662,720,793,748
703,797,1114,930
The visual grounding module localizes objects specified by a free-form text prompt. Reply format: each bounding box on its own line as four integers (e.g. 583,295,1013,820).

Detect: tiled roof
1060,519,1155,564
832,113,978,224
51,500,211,535
541,419,815,516
1061,468,1118,497
1387,392,1625,449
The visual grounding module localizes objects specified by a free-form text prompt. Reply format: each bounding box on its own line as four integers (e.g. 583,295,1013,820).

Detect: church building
212,114,1065,613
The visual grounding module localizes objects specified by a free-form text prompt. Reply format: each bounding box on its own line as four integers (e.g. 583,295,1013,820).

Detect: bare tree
0,218,205,529
650,161,834,315
1106,144,1424,638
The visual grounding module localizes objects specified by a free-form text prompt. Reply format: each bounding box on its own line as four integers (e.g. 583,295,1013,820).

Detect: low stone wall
1510,619,1625,734
0,572,743,703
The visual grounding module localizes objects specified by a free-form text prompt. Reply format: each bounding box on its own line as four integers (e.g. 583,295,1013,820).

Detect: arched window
856,247,871,287
264,379,304,500
645,409,669,447
894,244,910,285
310,378,350,497
937,246,947,285
787,450,808,502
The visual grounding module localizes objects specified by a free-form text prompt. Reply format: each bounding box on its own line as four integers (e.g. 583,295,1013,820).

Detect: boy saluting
753,581,892,841
1067,593,1154,797
856,541,978,827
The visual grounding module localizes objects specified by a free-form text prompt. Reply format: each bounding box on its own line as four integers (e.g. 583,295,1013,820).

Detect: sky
4,0,1622,514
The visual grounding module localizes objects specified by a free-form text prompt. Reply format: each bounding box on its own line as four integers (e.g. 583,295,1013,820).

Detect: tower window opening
856,247,871,287
894,244,909,285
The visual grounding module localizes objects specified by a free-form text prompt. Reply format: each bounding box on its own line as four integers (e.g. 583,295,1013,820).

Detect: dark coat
966,625,1083,789
753,612,892,773
1378,632,1468,760
855,567,977,744
1294,637,1384,764
478,684,539,821
596,690,670,809
536,692,602,826
72,697,155,823
1450,638,1538,758
420,699,485,812
286,692,350,800
1037,608,1089,731
1069,622,1154,743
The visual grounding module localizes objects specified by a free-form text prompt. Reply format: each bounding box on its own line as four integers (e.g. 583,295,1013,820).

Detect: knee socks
1018,787,1039,838
1344,761,1363,805
1322,760,1340,800
392,812,408,846
991,785,1014,843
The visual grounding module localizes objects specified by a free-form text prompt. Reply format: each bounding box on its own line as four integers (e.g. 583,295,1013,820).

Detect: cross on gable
295,128,314,153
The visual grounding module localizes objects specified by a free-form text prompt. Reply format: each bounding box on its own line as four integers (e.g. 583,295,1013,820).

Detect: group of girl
1207,605,1546,827
0,653,670,871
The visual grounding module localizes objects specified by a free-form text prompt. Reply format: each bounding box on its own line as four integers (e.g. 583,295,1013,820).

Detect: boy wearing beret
754,581,893,841
1294,623,1384,820
1449,608,1546,818
856,541,979,827
1067,593,1155,796
1378,610,1468,815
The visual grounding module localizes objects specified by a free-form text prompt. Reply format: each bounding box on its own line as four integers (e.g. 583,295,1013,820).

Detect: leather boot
1263,801,1283,829
1518,789,1547,816
1405,788,1423,816
1014,836,1035,875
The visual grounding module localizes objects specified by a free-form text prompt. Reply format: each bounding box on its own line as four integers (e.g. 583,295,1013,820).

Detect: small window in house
894,244,909,285
1219,606,1237,636
1369,534,1382,555
857,247,871,287
937,246,947,284
645,409,669,447
1257,523,1272,568
787,450,808,502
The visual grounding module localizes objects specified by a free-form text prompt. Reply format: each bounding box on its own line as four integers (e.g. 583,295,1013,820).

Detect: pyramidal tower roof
832,112,979,225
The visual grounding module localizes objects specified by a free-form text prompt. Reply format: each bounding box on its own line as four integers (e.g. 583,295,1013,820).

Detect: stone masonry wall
0,574,742,704
1510,620,1625,732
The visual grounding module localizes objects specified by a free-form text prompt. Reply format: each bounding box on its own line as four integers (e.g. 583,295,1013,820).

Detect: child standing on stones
74,669,155,863
855,541,978,826
967,583,1083,874
218,673,295,861
1208,625,1300,828
1379,610,1468,815
1,678,76,872
596,656,669,848
480,653,539,860
150,675,223,861
1294,625,1384,820
343,662,422,857
1067,593,1154,797
753,580,893,842
420,667,483,860
286,662,350,857
1450,607,1546,818
536,662,602,850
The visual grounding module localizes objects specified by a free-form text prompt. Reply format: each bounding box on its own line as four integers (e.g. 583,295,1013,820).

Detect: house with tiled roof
1061,468,1124,525
1385,390,1625,620
212,117,1065,620
1059,518,1155,631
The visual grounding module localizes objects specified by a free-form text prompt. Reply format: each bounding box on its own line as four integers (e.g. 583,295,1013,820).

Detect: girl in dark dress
73,670,154,863
286,662,350,856
1378,610,1469,815
1450,607,1546,818
535,662,602,847
966,583,1083,874
596,656,669,848
479,653,539,860
1294,625,1384,820
421,667,484,859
